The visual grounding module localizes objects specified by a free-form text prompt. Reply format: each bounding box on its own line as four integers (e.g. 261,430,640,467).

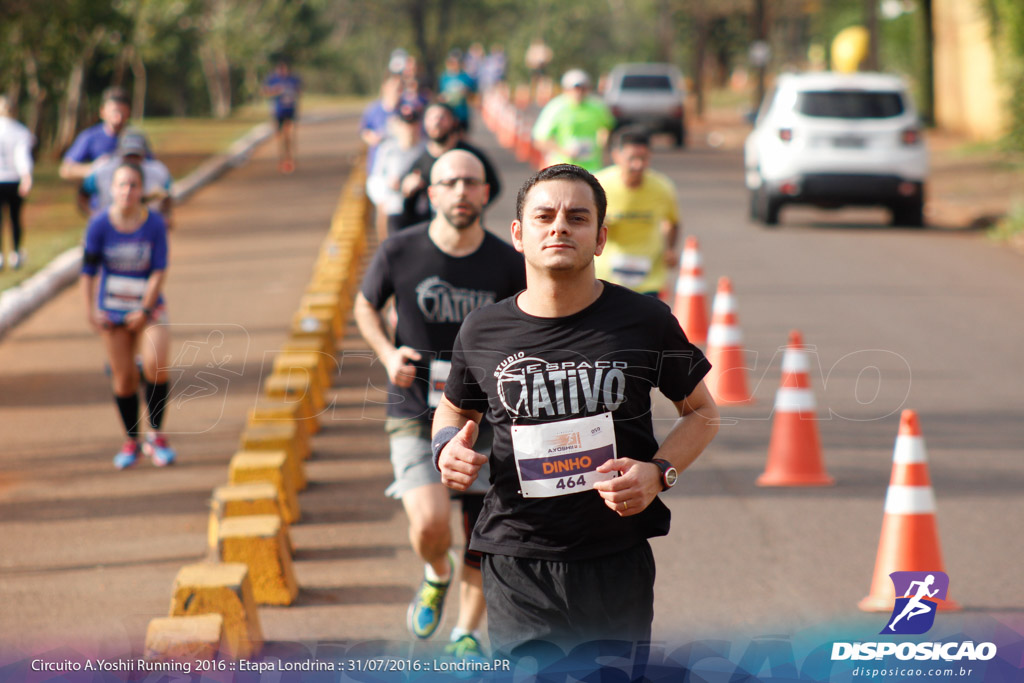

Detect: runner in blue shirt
81,161,177,469
262,59,302,173
60,87,133,182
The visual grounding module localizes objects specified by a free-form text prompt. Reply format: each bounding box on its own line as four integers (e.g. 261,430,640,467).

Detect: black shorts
481,541,655,657
275,112,296,129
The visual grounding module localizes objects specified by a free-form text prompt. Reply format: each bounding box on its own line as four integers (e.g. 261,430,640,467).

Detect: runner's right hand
88,310,108,332
385,346,422,387
439,421,485,491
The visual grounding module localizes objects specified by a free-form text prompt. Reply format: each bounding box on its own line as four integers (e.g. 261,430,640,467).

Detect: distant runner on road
60,87,137,182
531,69,614,173
262,58,302,174
396,102,501,231
355,150,525,660
81,130,173,225
80,162,176,469
594,127,681,296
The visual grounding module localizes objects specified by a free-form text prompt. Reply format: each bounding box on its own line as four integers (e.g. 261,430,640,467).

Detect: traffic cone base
858,515,960,612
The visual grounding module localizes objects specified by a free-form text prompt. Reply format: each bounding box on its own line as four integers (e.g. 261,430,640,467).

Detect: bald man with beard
355,150,526,658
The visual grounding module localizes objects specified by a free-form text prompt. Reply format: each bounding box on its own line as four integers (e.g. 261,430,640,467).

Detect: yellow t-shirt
594,167,680,294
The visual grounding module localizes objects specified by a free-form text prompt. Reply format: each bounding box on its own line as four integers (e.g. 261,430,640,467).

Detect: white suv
744,72,928,226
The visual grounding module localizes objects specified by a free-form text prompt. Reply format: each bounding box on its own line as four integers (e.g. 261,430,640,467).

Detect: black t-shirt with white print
445,282,711,561
360,223,526,420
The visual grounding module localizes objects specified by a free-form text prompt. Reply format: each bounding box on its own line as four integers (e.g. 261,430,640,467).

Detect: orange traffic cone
704,277,754,405
672,236,709,345
858,410,960,612
515,118,533,163
757,330,834,486
498,106,517,149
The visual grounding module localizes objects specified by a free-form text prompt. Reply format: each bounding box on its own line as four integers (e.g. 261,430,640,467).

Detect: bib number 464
555,475,587,491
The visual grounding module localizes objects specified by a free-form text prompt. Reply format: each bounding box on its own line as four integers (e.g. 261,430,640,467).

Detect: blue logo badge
882,571,950,635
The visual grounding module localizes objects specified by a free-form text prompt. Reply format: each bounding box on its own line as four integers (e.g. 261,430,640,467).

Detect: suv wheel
891,199,925,228
674,122,686,148
757,186,782,226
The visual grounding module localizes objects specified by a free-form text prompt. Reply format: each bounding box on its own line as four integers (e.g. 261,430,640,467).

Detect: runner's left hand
593,458,662,517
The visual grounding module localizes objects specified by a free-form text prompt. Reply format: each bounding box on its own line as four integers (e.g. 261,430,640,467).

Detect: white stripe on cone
893,435,928,465
675,278,707,295
774,387,816,412
712,293,736,313
884,485,937,514
707,325,743,348
681,250,702,269
781,349,811,374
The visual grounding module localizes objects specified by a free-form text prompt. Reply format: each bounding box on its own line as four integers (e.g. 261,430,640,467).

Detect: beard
441,204,480,229
428,127,455,144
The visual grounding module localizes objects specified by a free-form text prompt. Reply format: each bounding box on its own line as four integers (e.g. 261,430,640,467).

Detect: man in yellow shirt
594,127,680,296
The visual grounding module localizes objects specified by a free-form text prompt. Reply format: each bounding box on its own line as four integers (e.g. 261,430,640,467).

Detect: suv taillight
901,128,920,145
779,128,793,142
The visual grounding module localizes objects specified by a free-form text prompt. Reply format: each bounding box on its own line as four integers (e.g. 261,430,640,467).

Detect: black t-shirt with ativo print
445,282,711,561
361,223,526,420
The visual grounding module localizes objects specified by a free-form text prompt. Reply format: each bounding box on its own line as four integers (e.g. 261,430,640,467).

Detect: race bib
609,254,653,288
103,274,147,311
570,137,595,160
428,359,452,408
511,412,617,498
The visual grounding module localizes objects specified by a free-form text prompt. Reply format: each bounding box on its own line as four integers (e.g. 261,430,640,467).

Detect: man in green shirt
531,69,615,172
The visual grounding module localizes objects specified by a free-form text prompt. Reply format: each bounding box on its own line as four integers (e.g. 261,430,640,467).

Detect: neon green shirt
594,167,680,294
532,95,615,172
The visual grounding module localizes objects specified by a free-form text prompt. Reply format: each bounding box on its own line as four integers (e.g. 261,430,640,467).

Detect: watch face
664,467,678,488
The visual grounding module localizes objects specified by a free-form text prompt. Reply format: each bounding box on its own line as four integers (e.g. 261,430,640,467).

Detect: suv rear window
620,75,673,91
797,91,905,118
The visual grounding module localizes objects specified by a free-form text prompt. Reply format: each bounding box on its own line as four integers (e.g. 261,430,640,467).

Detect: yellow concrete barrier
249,397,315,439
144,614,224,662
209,482,286,551
282,328,334,359
263,371,320,432
239,422,308,490
217,515,299,606
168,562,263,659
298,293,345,342
228,450,299,524
289,313,336,354
273,349,331,397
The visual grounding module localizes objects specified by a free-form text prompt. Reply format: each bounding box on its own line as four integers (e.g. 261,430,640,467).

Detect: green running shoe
407,556,453,639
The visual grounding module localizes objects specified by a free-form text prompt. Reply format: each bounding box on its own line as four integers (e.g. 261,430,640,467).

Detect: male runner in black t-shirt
432,164,719,656
397,102,502,230
355,149,525,658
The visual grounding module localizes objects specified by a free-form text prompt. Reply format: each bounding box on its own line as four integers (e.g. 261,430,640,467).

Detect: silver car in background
604,63,687,148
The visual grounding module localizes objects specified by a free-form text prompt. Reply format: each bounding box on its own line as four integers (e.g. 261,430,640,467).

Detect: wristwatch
651,459,678,490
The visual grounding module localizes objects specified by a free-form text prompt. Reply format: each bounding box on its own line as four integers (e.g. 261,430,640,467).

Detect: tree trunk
656,0,675,63
130,47,147,120
55,27,106,152
199,43,232,119
23,50,45,148
56,60,88,152
692,9,708,118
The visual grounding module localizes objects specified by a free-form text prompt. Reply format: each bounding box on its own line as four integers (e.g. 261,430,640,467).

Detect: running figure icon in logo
884,571,951,635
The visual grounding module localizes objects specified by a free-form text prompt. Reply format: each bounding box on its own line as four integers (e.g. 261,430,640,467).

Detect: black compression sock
115,393,141,440
143,380,170,431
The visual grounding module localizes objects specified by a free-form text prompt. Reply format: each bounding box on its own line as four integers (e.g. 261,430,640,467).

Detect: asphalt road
0,109,1021,667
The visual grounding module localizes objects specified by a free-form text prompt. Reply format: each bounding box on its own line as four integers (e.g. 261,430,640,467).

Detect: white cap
561,69,590,89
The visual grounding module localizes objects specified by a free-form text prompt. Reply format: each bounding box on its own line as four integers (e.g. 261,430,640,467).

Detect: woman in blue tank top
81,161,176,469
